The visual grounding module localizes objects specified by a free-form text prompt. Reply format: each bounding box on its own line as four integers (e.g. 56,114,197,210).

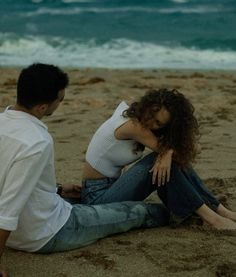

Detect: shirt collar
4,106,48,130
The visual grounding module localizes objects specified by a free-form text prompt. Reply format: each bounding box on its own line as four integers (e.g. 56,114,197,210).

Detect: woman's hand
149,149,173,186
57,183,82,199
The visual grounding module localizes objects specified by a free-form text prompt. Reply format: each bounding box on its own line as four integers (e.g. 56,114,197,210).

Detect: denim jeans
81,152,220,222
36,201,169,253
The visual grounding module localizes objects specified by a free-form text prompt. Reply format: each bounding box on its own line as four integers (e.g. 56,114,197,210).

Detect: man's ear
36,103,49,116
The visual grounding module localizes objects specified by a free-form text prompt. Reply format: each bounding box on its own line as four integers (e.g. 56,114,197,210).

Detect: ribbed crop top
85,101,143,178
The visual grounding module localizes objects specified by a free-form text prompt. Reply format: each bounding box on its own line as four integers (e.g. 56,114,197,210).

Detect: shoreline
1,65,236,72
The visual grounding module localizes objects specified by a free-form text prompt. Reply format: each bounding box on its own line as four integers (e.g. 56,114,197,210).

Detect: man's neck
12,104,42,119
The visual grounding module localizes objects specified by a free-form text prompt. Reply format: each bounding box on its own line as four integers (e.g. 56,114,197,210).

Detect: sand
0,67,236,277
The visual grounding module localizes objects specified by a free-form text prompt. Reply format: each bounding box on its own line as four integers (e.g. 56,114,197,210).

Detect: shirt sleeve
0,141,51,231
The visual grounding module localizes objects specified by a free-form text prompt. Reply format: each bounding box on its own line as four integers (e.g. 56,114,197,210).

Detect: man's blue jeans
37,201,169,253
81,153,220,222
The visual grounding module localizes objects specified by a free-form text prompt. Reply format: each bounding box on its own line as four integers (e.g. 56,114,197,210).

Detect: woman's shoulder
93,101,130,136
112,101,129,117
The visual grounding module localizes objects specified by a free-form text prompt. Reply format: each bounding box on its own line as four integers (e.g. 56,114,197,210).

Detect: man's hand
149,149,173,186
58,183,82,199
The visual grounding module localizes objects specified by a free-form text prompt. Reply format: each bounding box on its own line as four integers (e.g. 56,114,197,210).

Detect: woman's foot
212,216,236,230
196,204,236,230
217,204,236,222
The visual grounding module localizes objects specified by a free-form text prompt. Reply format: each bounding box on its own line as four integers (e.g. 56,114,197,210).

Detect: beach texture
0,67,236,277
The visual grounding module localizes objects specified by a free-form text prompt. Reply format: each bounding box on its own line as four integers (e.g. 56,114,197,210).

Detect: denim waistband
82,177,117,187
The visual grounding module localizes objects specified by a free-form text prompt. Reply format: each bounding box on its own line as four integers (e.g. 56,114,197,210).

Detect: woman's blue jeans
81,153,220,222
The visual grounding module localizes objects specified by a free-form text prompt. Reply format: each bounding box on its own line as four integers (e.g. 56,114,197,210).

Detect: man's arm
0,142,50,276
0,229,10,257
0,142,51,232
0,229,10,277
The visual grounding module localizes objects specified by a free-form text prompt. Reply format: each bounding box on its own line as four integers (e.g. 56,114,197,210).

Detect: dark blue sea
0,0,236,69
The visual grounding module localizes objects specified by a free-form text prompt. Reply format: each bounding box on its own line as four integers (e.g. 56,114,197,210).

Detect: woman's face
145,106,171,130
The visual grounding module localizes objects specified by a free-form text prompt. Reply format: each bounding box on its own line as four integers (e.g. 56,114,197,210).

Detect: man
0,63,169,276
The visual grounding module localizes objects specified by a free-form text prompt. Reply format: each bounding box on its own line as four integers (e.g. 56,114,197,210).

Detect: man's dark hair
17,63,69,109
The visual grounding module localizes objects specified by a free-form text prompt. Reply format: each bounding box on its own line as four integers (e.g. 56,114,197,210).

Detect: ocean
0,0,236,69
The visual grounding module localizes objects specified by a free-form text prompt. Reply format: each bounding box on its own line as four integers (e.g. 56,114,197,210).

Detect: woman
81,88,236,230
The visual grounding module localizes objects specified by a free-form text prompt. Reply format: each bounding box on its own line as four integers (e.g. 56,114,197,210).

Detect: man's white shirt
0,109,72,251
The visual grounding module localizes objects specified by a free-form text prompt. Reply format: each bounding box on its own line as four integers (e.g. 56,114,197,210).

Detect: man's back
0,109,71,252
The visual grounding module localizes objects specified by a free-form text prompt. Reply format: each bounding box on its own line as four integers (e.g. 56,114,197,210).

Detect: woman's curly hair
123,88,200,167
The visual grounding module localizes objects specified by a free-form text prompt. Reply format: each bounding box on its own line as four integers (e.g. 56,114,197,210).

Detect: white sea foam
62,0,97,3
21,5,225,17
31,0,43,3
171,0,190,4
0,35,235,69
159,6,222,14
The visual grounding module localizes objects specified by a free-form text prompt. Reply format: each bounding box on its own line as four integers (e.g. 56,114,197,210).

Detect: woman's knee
138,152,156,167
170,161,182,176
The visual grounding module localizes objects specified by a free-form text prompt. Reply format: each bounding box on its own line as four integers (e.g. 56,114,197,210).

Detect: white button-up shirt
0,109,72,252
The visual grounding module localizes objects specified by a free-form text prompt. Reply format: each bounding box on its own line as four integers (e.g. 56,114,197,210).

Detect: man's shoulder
0,116,52,152
17,128,53,157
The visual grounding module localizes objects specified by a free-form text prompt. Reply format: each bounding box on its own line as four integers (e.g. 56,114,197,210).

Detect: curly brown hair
123,88,200,166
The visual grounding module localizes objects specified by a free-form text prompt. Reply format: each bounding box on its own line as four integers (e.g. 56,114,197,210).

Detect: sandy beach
0,67,236,277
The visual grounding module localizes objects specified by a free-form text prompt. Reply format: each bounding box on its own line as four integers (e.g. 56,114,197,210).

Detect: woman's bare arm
115,119,161,152
115,120,173,185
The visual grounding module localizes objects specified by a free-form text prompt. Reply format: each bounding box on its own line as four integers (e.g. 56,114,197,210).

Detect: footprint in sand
0,96,13,107
66,250,115,270
49,118,68,124
215,262,236,277
78,77,105,86
3,78,17,86
114,239,132,246
80,98,106,108
57,140,70,144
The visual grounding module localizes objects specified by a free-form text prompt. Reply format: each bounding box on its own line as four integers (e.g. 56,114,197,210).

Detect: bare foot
217,204,236,222
212,216,236,230
222,211,236,222
196,204,236,230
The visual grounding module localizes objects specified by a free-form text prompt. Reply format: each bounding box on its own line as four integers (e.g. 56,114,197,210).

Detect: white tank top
86,101,143,178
